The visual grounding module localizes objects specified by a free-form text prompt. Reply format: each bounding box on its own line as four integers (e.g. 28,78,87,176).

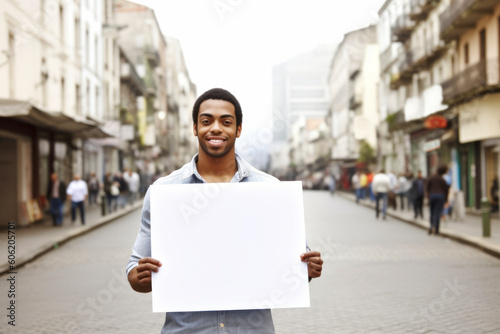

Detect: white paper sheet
150,181,310,313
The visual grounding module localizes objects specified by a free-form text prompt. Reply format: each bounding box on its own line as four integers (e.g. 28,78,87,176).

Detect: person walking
367,170,375,201
123,169,141,204
88,172,100,205
66,174,88,225
46,172,67,226
491,175,499,213
372,170,391,219
359,171,368,200
352,171,362,203
426,165,450,235
408,170,425,219
397,173,409,210
388,171,398,210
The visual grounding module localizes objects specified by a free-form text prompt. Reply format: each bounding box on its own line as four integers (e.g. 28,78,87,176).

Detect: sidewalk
337,191,500,259
0,200,143,275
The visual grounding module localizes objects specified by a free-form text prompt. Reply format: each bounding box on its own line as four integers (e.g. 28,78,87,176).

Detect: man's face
193,99,241,158
51,173,58,182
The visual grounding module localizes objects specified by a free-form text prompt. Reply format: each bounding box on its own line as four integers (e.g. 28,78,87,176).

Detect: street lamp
157,111,166,120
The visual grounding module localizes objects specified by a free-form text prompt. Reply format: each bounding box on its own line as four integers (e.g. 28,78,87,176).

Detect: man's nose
210,121,222,133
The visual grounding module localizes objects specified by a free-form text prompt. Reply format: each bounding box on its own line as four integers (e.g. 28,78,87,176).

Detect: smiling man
126,88,323,333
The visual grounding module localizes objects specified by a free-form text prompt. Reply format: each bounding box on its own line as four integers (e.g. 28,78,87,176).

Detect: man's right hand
127,257,162,293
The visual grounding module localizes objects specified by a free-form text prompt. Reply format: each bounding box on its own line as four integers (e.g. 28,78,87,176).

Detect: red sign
424,115,447,129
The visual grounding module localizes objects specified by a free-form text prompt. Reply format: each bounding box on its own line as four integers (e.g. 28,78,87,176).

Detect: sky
129,0,387,139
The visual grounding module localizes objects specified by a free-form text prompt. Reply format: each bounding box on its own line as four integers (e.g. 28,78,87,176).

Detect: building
328,25,379,176
0,0,110,226
439,0,500,209
271,44,335,174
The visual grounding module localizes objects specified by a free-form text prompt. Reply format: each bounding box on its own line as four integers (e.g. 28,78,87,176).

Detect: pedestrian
359,171,368,200
328,173,336,195
426,165,450,235
408,170,425,219
115,172,129,208
367,170,375,201
397,173,409,210
352,171,362,203
372,170,391,219
388,171,398,210
66,174,88,225
406,172,414,211
126,88,323,333
123,169,140,204
491,175,499,213
46,172,67,226
88,172,100,205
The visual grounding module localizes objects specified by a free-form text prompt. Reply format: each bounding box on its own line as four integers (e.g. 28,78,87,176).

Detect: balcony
120,63,146,95
380,45,397,72
392,15,415,43
391,51,416,88
411,36,447,69
440,0,500,42
441,59,500,105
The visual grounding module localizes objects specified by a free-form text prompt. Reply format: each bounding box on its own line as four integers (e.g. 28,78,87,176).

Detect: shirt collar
180,153,253,182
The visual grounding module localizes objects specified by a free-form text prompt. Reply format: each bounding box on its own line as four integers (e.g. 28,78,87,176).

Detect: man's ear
193,123,198,136
236,124,242,138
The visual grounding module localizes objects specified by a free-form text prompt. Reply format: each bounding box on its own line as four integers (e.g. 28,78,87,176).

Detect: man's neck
196,150,238,183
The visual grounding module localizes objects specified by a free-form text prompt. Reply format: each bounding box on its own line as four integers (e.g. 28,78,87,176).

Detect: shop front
0,100,112,227
458,94,500,209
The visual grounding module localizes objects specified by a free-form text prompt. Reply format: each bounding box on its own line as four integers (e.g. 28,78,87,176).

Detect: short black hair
192,88,242,127
437,165,448,175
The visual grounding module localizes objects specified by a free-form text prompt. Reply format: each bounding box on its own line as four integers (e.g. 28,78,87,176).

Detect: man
126,88,323,333
372,170,391,219
46,172,67,226
426,165,450,235
352,171,361,203
123,168,140,204
66,174,88,225
408,170,425,219
87,172,100,205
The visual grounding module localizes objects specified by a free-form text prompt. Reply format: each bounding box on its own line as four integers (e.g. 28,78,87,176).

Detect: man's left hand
300,251,323,279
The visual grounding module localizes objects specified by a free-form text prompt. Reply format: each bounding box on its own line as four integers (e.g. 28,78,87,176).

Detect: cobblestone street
1,191,500,333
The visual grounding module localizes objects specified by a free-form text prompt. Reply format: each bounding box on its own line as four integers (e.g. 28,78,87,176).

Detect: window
85,25,89,65
94,35,98,71
41,57,48,107
95,87,99,118
8,32,15,98
76,84,81,115
59,5,64,43
61,78,65,112
464,43,469,65
86,80,90,116
74,18,80,55
480,29,486,61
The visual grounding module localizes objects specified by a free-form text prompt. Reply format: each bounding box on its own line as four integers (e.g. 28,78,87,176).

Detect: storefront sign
459,94,500,143
424,115,447,129
424,139,441,152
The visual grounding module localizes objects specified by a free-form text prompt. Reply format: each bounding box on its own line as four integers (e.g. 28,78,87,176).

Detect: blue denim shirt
127,153,278,333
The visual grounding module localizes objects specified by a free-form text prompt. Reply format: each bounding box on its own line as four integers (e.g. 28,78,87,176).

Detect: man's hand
127,257,162,293
300,251,323,280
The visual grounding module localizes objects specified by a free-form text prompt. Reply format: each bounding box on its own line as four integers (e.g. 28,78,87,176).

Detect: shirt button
220,323,225,328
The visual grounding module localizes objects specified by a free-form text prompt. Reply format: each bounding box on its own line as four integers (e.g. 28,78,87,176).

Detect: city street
2,191,500,333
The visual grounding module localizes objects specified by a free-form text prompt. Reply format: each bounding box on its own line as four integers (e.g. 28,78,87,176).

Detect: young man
46,172,67,226
372,170,391,219
66,174,88,225
126,88,323,333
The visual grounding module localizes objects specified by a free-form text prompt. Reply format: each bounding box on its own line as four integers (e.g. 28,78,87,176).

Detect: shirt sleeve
66,182,73,195
126,186,152,276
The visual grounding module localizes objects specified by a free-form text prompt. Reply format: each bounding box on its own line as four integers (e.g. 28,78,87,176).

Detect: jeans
71,201,85,224
413,196,423,219
50,198,64,225
375,192,388,218
429,194,445,232
369,183,375,201
89,190,99,205
355,188,362,203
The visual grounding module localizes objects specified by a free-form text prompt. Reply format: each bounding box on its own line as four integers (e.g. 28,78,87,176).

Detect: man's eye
201,120,210,124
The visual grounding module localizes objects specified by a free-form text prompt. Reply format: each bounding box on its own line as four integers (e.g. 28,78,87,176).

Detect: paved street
1,191,500,333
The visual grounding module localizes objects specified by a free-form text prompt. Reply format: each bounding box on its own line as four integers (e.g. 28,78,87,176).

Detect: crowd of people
350,166,459,235
46,168,144,227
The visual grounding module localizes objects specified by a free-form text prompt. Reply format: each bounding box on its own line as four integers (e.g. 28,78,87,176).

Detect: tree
358,141,376,164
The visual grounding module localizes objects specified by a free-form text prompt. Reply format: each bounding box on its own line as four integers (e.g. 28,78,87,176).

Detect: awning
0,99,114,138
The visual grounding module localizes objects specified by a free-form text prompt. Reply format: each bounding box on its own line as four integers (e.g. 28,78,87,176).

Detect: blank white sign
150,181,310,313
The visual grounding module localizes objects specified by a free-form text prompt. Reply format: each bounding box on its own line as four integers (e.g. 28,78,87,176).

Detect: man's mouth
207,138,226,147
